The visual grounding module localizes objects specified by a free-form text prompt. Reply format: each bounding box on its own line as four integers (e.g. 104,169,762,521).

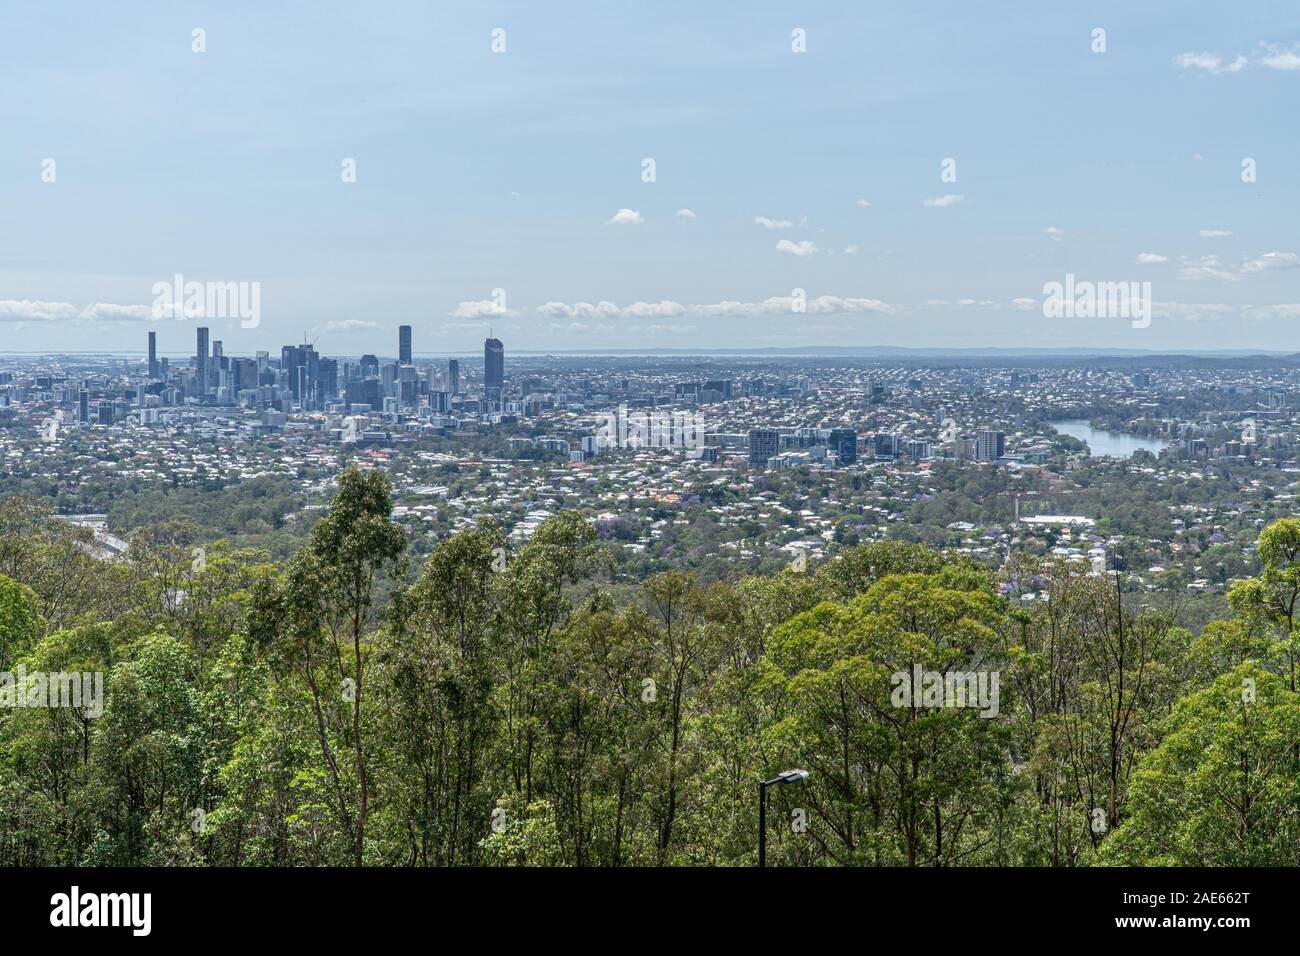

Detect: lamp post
759,769,810,867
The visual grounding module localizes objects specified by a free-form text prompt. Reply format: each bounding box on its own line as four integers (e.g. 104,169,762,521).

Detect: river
1048,419,1169,459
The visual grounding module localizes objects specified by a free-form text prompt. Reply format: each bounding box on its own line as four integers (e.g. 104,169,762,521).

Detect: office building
484,337,504,393
399,325,412,365
196,327,210,395
976,428,1005,462
748,428,780,469
827,428,858,465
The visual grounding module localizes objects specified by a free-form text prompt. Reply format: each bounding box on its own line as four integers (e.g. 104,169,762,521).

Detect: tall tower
484,336,504,394
147,331,158,379
448,358,460,395
399,325,412,365
196,327,210,398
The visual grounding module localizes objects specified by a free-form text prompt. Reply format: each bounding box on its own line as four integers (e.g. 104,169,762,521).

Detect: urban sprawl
2,329,1296,600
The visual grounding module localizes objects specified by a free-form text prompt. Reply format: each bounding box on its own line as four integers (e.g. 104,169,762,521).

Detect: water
1048,419,1169,459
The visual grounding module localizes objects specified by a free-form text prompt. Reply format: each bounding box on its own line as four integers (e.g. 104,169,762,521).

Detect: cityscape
3,330,1298,600
0,0,1295,929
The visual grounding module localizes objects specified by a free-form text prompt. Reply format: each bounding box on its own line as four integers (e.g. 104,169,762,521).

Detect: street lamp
759,769,810,867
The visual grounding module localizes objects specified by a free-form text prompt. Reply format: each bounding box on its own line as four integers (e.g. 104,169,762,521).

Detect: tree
250,468,406,866
1103,664,1300,865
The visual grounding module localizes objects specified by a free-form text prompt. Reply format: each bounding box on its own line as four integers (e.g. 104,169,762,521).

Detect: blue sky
1,1,1298,354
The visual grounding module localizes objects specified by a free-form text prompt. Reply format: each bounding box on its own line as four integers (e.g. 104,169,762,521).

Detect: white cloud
674,208,696,221
0,300,78,323
623,300,688,318
1239,251,1300,275
605,208,643,225
77,303,156,322
1179,255,1239,281
537,300,686,320
1151,301,1300,323
0,300,160,324
775,239,817,257
1199,228,1233,237
452,299,521,318
855,199,872,208
693,295,894,318
754,215,794,229
1259,44,1300,70
537,295,892,321
536,301,620,320
805,295,893,314
311,319,378,335
924,194,964,208
1043,226,1065,241
843,245,859,254
1010,297,1039,311
1135,252,1168,264
1173,51,1247,74
1174,44,1300,74
1179,251,1300,281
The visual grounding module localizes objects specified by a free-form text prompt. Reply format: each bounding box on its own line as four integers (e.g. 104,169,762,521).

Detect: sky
1,0,1298,355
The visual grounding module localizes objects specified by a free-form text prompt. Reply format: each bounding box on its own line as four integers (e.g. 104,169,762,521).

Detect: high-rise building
484,337,504,393
147,331,158,379
976,428,1005,462
399,325,412,365
448,359,460,395
827,427,858,465
196,327,210,396
281,344,321,407
397,364,419,406
78,389,89,423
748,428,780,469
318,358,338,402
231,357,258,393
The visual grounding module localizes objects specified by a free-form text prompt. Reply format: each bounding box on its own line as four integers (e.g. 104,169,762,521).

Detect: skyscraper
447,359,460,395
281,344,320,408
399,325,412,365
484,337,504,393
147,331,158,379
196,327,210,396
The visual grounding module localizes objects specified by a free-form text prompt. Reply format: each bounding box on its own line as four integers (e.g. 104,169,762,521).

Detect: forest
0,467,1296,866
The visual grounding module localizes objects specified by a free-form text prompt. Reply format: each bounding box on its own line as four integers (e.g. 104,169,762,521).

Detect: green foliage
1102,664,1300,865
0,490,1297,867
